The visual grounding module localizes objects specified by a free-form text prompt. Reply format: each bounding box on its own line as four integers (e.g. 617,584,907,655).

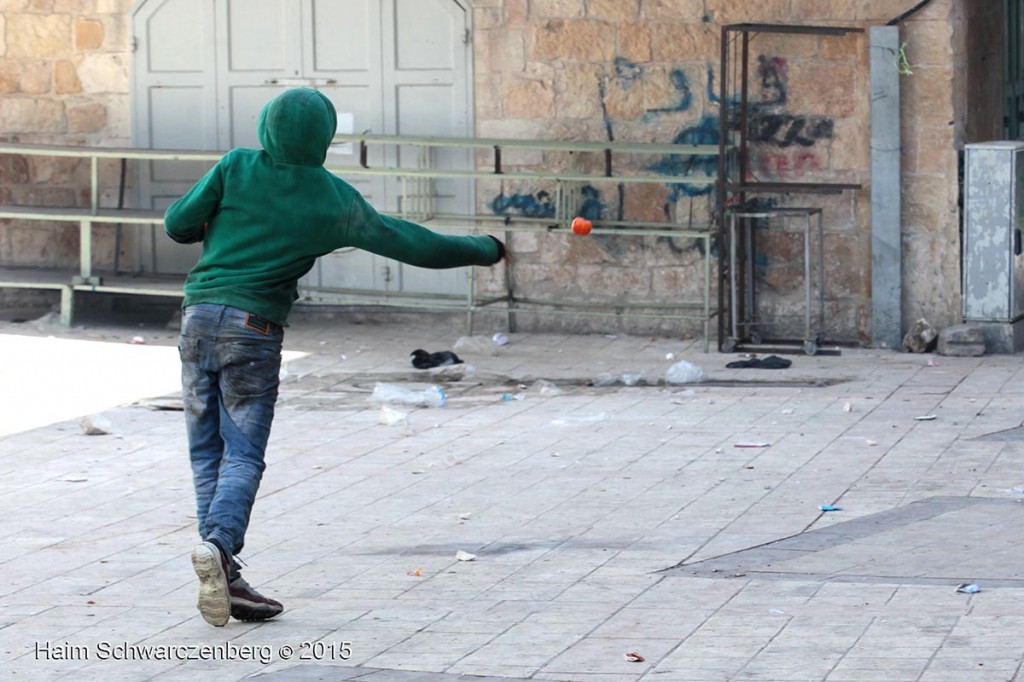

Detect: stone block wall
0,0,132,270
468,0,965,341
0,0,987,343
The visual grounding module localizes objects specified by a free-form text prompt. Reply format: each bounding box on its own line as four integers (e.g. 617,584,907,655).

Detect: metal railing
0,136,723,346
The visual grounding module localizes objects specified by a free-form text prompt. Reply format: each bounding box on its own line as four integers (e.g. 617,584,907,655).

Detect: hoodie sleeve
342,191,502,268
164,160,226,244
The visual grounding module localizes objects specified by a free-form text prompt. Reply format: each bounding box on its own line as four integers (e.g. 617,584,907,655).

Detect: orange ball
571,217,592,235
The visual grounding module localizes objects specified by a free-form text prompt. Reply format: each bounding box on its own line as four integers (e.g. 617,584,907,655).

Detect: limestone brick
55,0,96,10
504,78,555,118
900,65,955,128
0,1,30,10
27,155,85,183
750,33,820,61
0,154,30,184
822,232,870,298
652,261,707,299
904,18,953,66
54,59,82,94
785,60,858,118
7,13,71,59
481,29,526,74
531,19,617,62
96,0,132,11
0,60,17,93
473,6,502,30
829,119,869,173
0,15,5,57
902,174,957,232
67,102,107,133
553,62,605,119
820,33,864,62
602,71,645,119
788,0,866,22
642,0,705,22
473,78,503,119
505,0,528,24
530,0,585,19
576,263,652,297
617,23,651,63
712,0,792,24
10,59,50,94
622,183,672,223
29,0,55,10
588,0,641,22
74,19,104,51
0,98,65,133
649,23,717,62
912,125,956,175
76,53,129,93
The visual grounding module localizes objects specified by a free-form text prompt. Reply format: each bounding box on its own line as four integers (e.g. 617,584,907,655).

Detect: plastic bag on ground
666,360,706,384
370,382,446,407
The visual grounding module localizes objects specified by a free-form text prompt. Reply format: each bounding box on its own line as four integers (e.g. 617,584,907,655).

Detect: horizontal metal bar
724,23,864,36
333,133,726,156
327,163,717,185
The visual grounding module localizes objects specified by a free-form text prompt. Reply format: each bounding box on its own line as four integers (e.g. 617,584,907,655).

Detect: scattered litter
666,360,706,385
592,373,619,387
80,415,112,436
865,439,878,446
370,383,446,408
127,335,146,345
734,442,770,448
671,388,697,400
501,393,525,402
768,608,786,615
927,358,937,367
410,469,427,475
455,550,477,562
726,355,792,369
453,335,500,356
407,568,423,577
457,513,472,521
843,401,854,412
532,379,562,397
492,333,509,346
410,349,463,369
1007,486,1024,494
819,504,843,512
379,406,410,426
62,476,88,483
956,583,981,594
621,373,642,386
781,408,794,415
665,353,675,360
623,652,645,663
915,414,937,421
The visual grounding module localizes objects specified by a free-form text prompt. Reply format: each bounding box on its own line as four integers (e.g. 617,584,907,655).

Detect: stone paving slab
1,314,1023,681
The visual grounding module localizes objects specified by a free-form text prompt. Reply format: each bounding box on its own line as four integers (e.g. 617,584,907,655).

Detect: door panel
132,0,472,295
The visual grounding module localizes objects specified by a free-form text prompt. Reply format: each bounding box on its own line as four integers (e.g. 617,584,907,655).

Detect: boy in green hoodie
165,88,505,627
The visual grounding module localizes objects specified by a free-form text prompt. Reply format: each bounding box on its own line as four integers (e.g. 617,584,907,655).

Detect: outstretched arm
343,192,504,268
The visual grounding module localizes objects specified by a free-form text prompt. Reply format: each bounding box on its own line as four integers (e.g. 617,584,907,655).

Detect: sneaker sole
191,543,230,627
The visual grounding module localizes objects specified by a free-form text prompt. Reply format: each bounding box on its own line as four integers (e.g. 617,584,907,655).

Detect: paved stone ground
1,311,1023,682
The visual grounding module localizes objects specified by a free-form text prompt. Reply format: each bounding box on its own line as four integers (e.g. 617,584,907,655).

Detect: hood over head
257,88,337,166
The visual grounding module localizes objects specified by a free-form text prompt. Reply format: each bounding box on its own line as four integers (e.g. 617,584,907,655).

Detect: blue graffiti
614,56,642,87
578,185,607,222
489,191,556,218
647,115,720,198
645,68,693,118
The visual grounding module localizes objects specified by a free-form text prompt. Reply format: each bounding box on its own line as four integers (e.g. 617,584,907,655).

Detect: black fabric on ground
726,355,792,369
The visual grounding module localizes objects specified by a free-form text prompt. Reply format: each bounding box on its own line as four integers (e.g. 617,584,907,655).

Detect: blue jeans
178,304,283,577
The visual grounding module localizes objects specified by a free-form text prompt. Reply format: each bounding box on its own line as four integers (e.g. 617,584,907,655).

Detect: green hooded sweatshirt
164,88,501,326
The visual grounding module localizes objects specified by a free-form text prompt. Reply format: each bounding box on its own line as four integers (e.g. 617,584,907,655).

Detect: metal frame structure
716,23,863,352
0,135,724,348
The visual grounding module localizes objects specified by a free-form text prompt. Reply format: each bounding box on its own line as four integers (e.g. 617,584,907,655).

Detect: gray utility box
963,141,1024,353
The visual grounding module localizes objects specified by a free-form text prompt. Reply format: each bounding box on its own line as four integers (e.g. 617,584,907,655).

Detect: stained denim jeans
178,304,283,575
